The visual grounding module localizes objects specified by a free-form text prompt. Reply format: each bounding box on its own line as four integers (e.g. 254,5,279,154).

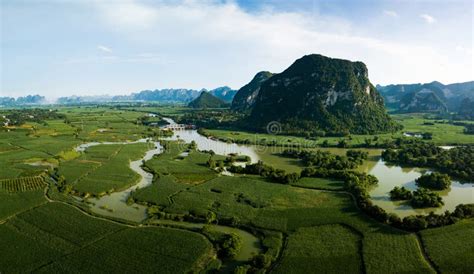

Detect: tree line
382,142,473,181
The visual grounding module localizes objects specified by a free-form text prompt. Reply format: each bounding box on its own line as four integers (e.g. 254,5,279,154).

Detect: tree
389,186,413,200
415,172,451,190
411,188,444,208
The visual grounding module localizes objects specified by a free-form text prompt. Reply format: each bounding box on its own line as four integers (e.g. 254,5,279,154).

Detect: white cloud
420,14,436,24
97,45,112,53
85,1,470,87
383,10,398,17
94,0,157,29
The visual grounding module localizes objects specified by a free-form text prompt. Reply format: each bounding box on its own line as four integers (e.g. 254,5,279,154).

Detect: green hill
248,54,401,135
188,91,228,108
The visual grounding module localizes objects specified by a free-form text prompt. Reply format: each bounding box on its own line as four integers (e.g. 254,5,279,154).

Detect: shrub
415,172,451,190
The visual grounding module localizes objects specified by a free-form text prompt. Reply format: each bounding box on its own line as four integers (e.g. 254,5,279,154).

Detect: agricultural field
0,202,213,273
420,219,474,274
134,148,435,274
273,225,363,273
142,142,219,184
0,106,472,273
57,143,151,196
0,176,45,192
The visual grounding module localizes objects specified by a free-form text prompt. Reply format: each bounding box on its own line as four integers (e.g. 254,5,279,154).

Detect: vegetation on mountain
188,91,229,108
247,54,401,135
456,97,474,120
377,80,474,114
209,86,237,102
398,90,448,113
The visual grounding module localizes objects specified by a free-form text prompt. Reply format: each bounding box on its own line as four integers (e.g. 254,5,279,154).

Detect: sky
1,0,473,98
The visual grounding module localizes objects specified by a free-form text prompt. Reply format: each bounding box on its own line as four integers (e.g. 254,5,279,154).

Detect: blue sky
1,0,473,98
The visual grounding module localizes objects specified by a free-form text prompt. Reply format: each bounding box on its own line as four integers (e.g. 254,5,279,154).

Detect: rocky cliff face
231,71,273,111
247,54,399,134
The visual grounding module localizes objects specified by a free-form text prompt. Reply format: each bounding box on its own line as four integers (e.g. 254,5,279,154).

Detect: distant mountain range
0,95,46,106
376,81,474,113
0,87,237,106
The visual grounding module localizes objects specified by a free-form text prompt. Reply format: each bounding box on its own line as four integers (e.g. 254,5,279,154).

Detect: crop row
0,176,45,192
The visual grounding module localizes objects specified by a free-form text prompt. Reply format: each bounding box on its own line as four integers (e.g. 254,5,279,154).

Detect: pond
164,126,472,218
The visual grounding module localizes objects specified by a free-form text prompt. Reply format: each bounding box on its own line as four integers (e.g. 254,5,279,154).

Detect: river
72,127,262,263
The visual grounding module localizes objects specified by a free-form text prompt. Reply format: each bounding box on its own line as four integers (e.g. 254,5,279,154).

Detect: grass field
203,113,474,147
420,219,474,274
1,106,472,273
58,143,150,195
274,225,363,273
0,202,213,273
143,142,219,184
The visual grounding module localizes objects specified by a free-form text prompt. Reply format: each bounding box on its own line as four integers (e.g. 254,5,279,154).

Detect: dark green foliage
3,108,65,126
188,91,229,108
248,54,401,135
281,148,366,169
382,142,474,181
463,123,474,134
389,186,413,200
228,161,300,184
415,172,451,190
411,188,444,208
456,97,474,120
201,226,242,259
420,218,474,274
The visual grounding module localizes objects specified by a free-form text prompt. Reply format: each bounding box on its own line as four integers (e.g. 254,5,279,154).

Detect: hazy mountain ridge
1,87,237,106
0,95,46,106
377,81,474,113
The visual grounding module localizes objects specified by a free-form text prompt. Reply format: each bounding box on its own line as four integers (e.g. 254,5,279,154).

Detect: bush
415,172,451,190
389,186,413,200
411,188,444,208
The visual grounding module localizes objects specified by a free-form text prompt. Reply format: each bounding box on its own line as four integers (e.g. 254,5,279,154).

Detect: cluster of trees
48,168,73,194
398,204,474,231
382,142,473,181
389,185,444,208
390,186,413,200
464,124,474,135
206,154,251,171
415,172,451,190
201,226,242,259
228,161,300,184
281,149,368,169
300,166,473,231
411,188,444,208
3,109,65,126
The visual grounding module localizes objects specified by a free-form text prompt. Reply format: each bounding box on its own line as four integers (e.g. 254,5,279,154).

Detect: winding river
72,117,472,262
72,126,262,262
